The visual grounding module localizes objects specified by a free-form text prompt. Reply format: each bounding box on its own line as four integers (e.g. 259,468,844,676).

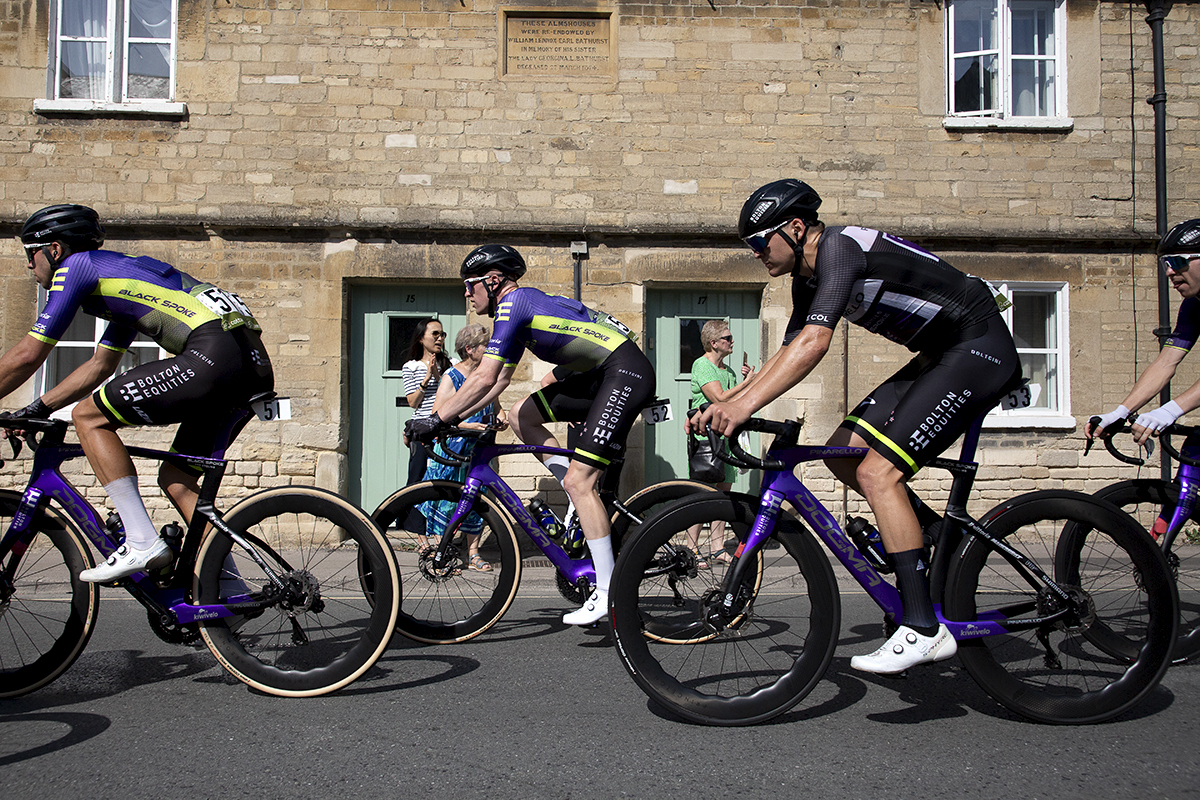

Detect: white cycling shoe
80,539,172,583
563,589,608,626
850,623,958,675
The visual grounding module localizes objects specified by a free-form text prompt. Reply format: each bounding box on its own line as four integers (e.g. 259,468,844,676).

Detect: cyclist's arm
434,356,513,423
1086,345,1187,440
0,335,54,403
41,345,125,410
691,324,834,437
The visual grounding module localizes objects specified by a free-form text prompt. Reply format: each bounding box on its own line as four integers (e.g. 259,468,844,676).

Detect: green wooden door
645,289,762,491
349,284,468,511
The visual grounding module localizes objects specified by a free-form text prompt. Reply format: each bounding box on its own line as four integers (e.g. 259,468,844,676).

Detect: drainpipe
1146,0,1170,478
571,240,588,302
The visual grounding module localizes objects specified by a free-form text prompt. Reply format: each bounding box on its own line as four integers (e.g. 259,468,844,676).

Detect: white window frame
943,0,1071,132
33,0,185,116
985,280,1073,429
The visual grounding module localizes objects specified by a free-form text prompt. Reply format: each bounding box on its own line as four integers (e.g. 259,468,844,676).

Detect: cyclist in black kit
406,244,656,625
3,205,273,582
690,179,1020,674
1087,219,1200,445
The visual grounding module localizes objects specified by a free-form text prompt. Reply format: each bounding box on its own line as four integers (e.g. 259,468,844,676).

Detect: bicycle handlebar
422,424,495,468
688,405,804,471
1087,416,1200,468
0,416,68,465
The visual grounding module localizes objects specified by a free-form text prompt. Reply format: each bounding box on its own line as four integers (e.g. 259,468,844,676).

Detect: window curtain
58,0,107,99
127,0,172,99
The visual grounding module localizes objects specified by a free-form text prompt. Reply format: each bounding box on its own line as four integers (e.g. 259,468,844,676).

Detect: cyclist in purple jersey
406,244,655,626
690,180,1020,674
1088,219,1200,446
2,205,273,582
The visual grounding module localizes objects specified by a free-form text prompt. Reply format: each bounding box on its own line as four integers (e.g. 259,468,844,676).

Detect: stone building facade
2,0,1199,524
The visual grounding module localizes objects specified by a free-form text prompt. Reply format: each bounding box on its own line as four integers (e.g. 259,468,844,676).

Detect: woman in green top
687,320,754,567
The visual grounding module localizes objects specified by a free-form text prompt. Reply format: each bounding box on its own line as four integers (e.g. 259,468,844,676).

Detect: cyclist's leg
73,397,173,579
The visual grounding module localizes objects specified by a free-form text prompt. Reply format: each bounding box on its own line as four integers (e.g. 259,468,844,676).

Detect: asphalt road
2,570,1198,800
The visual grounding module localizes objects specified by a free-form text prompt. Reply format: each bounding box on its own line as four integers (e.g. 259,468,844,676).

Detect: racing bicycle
609,395,1178,726
0,394,399,698
1085,418,1200,661
368,422,726,643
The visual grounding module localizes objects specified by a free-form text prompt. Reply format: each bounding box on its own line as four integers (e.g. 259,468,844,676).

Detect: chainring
147,610,201,645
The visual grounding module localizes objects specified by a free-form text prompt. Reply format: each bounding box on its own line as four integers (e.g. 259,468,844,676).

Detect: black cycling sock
892,548,939,635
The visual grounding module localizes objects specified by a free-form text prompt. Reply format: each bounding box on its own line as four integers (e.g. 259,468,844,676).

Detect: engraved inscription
505,15,612,77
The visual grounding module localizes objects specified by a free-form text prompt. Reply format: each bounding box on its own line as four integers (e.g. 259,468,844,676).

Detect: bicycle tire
0,492,100,698
1089,479,1200,662
371,481,521,644
944,490,1176,724
194,486,399,697
609,480,719,550
610,492,840,726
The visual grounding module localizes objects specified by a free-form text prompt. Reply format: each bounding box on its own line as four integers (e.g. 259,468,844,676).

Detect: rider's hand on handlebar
1085,405,1130,440
686,400,751,439
1132,401,1185,446
405,412,453,443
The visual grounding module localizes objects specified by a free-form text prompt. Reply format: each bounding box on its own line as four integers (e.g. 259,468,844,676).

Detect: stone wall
1,0,1199,525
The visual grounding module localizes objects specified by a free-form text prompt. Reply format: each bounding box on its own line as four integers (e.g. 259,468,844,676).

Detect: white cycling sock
103,476,159,549
587,535,615,593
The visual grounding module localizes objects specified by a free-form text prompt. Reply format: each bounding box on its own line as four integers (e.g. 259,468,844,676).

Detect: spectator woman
402,317,451,487
686,320,753,568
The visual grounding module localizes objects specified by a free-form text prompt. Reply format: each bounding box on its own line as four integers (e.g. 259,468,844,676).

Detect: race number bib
641,398,672,425
253,397,292,421
1000,382,1041,410
196,287,260,331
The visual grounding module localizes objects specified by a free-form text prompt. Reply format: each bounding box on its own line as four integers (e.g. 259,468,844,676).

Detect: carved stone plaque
504,13,614,77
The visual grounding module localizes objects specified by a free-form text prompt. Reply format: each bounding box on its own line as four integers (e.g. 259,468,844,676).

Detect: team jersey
1163,297,1200,353
785,226,1002,353
485,287,636,371
31,249,260,355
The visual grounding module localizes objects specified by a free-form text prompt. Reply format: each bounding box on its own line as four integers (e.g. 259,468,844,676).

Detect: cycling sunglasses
22,243,43,264
1160,254,1200,273
463,275,489,290
742,221,789,255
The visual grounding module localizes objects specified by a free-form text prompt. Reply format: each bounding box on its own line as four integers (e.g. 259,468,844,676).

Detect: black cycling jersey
1163,297,1200,353
786,226,1001,352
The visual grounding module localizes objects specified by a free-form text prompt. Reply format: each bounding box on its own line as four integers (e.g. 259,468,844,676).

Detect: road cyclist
405,244,659,625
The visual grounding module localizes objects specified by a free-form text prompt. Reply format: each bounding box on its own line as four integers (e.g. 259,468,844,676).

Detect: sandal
709,550,734,565
468,554,493,572
692,549,710,570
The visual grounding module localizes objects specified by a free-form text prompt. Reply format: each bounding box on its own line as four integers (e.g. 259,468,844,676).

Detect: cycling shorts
530,340,656,469
95,321,275,470
839,314,1020,477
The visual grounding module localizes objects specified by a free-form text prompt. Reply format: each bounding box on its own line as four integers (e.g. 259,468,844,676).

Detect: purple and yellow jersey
31,249,260,356
1163,297,1200,353
485,287,635,372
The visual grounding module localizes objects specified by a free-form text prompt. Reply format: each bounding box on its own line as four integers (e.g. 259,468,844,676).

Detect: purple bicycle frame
732,413,1017,642
436,440,597,588
2,438,249,625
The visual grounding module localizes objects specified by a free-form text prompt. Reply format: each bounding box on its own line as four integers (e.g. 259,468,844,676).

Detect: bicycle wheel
609,480,719,551
0,494,100,698
372,481,521,644
610,492,840,726
944,490,1176,724
1091,479,1200,662
194,486,399,697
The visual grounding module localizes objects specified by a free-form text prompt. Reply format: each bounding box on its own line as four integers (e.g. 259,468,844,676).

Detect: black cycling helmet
738,179,822,240
1158,219,1200,256
21,204,105,253
460,244,527,280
